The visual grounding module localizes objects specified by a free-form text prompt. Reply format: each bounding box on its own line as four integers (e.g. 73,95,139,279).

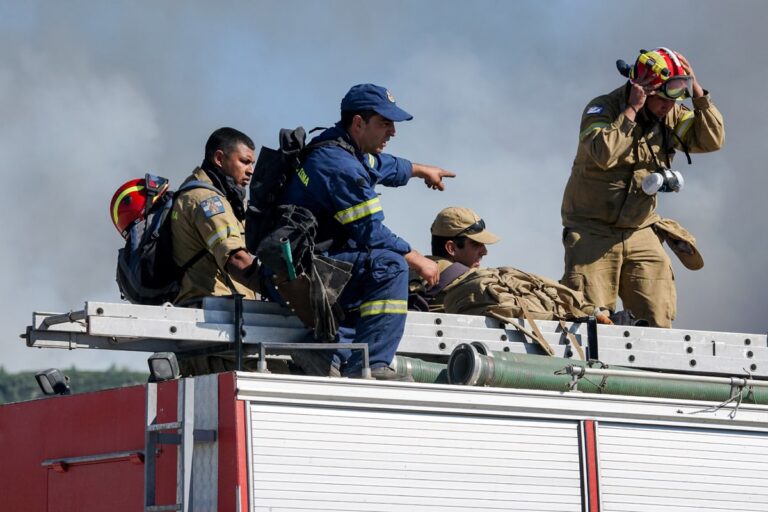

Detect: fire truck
2,297,767,511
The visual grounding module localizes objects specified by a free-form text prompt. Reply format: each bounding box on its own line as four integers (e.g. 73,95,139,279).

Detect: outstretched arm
411,163,456,191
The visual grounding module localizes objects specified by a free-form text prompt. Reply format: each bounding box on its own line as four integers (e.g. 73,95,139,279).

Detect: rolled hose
447,343,768,405
392,356,448,384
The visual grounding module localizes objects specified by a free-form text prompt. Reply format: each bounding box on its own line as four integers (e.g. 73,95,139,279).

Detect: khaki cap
655,218,704,270
430,207,500,244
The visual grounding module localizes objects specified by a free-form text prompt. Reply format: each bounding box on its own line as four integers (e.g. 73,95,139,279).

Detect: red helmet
629,47,692,100
110,174,169,238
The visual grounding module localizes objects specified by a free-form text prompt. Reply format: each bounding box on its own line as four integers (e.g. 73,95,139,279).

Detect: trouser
561,226,676,328
331,247,409,375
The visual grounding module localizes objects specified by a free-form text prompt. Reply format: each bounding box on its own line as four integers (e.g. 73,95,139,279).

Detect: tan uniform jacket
171,167,255,304
561,85,724,234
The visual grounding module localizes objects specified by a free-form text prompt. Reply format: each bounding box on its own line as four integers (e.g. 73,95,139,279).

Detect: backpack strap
303,137,356,158
513,299,556,356
175,179,227,273
425,262,470,298
178,179,223,195
558,319,585,361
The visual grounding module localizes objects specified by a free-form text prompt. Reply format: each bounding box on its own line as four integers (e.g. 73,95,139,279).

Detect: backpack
244,126,354,253
442,267,604,357
116,177,221,305
443,266,602,322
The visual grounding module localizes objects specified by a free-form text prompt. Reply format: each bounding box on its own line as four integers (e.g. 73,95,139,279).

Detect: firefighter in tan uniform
561,48,724,327
172,127,260,306
172,128,261,374
412,207,500,312
172,169,256,305
409,207,614,326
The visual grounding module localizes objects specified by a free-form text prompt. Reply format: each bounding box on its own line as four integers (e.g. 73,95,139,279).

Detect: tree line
0,366,148,404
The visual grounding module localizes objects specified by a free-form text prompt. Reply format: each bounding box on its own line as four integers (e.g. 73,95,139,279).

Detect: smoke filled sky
1,0,765,372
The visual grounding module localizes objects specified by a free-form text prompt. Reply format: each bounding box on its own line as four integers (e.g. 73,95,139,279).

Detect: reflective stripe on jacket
280,124,413,254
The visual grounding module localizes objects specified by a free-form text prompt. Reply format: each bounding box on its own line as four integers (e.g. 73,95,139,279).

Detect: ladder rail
25,299,768,379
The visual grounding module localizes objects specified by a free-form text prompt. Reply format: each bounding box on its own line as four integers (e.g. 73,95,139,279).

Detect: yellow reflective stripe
205,224,238,249
112,185,144,225
579,122,609,141
359,300,408,317
367,154,376,168
334,197,382,225
674,111,695,140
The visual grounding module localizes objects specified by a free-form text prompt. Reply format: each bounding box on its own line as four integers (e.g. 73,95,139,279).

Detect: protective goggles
655,76,692,101
456,218,486,237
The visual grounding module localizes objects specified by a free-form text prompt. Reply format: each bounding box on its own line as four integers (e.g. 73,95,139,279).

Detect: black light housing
35,368,71,396
148,352,180,382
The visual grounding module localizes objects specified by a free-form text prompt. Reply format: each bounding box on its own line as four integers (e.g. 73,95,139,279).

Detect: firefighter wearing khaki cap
406,207,499,312
409,207,617,336
431,207,500,266
560,47,724,327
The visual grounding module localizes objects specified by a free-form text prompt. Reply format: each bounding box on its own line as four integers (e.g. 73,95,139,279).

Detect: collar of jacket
200,159,246,221
326,122,363,156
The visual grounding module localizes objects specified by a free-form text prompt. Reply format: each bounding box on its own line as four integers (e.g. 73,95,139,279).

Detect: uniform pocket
561,272,585,292
369,249,407,281
562,228,581,249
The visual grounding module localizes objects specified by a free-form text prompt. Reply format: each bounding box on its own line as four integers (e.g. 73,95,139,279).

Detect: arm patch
586,105,604,115
200,196,226,218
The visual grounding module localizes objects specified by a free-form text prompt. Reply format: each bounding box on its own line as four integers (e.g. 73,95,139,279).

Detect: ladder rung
146,422,181,432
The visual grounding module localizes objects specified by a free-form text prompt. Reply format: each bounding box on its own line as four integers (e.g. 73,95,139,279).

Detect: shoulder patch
586,105,604,115
200,196,226,218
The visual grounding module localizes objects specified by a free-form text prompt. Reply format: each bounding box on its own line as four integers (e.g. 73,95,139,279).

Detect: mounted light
35,368,71,396
148,352,180,382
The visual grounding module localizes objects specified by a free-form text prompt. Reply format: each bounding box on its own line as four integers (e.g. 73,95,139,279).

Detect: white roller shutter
598,423,768,511
248,403,583,511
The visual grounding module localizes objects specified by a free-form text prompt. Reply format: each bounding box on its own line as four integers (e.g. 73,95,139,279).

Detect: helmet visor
658,76,692,100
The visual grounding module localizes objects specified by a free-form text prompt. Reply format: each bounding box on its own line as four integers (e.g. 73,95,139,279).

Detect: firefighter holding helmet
560,47,724,327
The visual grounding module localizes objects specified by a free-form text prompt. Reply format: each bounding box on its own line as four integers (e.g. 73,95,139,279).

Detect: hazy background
1,0,765,372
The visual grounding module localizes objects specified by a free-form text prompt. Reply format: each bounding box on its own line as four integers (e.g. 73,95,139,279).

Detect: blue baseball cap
340,84,413,122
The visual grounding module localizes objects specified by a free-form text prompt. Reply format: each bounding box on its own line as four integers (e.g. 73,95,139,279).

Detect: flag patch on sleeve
200,196,225,218
586,105,604,115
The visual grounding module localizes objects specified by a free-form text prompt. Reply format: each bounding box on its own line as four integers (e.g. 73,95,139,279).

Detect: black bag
116,175,221,305
245,127,354,253
256,205,353,341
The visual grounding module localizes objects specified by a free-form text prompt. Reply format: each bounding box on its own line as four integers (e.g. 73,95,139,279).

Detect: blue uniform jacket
281,123,413,254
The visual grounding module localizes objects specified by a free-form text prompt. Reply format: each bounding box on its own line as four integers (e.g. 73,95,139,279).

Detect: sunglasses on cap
655,76,692,101
456,218,486,237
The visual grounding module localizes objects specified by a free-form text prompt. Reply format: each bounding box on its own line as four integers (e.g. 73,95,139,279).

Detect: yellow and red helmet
629,47,692,100
109,174,169,238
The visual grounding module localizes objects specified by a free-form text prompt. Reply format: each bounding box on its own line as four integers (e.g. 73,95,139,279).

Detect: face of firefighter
447,238,488,268
354,114,396,154
645,94,676,120
214,143,255,187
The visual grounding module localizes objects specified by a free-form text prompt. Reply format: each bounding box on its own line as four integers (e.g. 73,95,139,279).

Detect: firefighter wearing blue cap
280,83,455,380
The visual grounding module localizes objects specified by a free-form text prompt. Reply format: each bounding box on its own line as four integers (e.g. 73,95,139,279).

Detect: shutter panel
598,423,768,511
248,403,583,511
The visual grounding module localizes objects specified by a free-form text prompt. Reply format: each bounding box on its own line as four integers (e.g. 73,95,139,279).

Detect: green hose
392,356,448,384
280,237,297,281
448,343,768,405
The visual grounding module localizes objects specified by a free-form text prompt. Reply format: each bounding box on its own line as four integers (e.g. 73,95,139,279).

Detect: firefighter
410,207,613,325
171,127,261,307
560,48,724,327
429,207,499,270
279,83,455,380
